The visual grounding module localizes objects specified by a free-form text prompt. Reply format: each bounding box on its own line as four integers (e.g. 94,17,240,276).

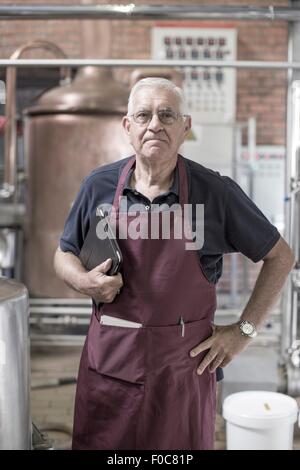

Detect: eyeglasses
129,109,188,125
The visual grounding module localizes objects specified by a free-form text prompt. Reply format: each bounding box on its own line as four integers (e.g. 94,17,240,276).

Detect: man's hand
80,258,123,304
189,323,251,375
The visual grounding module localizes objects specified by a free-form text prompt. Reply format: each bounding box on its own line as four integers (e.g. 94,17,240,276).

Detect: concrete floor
31,346,80,449
30,345,299,451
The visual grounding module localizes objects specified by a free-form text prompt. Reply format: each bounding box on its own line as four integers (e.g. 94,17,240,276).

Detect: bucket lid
223,391,298,429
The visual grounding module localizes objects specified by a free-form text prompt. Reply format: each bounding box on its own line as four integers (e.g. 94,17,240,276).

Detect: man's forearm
54,247,123,302
54,247,87,294
240,245,295,329
192,238,295,372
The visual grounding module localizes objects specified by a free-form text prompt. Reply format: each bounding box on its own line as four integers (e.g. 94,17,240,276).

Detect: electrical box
152,24,237,124
238,146,285,231
0,80,5,105
151,24,237,177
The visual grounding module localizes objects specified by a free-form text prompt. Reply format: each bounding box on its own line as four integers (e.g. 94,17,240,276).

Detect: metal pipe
281,78,300,391
280,25,294,363
289,82,300,352
0,4,299,21
1,59,300,69
1,41,71,200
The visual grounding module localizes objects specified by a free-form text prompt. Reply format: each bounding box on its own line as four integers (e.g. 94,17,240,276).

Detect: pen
180,316,185,338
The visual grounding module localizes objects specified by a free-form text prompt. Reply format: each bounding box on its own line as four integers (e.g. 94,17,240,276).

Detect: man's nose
147,113,163,131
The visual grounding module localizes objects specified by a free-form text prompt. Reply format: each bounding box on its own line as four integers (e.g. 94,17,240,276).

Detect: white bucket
222,391,299,450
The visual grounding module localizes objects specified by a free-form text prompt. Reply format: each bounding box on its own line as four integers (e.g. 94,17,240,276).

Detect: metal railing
0,58,299,69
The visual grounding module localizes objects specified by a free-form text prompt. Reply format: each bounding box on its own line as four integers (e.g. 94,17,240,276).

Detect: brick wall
0,0,289,144
0,0,82,59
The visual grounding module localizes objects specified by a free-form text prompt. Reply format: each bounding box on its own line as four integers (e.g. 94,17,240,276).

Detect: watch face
242,322,254,335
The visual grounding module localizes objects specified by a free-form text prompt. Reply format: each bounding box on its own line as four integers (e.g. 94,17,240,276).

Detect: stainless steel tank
0,278,30,449
23,67,131,297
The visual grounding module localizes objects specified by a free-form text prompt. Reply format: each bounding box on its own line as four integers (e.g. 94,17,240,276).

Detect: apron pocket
87,313,145,384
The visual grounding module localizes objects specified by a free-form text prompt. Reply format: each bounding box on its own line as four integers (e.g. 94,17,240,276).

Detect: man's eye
160,111,174,118
137,112,149,119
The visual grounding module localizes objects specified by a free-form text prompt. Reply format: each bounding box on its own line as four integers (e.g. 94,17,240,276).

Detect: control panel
152,25,237,123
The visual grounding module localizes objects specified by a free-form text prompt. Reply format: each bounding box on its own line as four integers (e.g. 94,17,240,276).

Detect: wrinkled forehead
131,86,181,111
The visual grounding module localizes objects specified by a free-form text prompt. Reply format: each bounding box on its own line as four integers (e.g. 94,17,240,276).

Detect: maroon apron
72,155,217,450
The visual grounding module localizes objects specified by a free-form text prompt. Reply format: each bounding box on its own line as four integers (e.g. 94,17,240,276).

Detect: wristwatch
238,320,257,338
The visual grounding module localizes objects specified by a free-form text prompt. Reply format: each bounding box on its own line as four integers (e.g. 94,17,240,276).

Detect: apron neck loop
112,154,189,214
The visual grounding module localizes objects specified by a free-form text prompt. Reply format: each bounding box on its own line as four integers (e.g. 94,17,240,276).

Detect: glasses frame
128,109,189,126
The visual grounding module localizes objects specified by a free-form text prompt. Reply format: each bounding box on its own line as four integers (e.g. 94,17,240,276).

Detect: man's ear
122,116,131,135
184,115,192,134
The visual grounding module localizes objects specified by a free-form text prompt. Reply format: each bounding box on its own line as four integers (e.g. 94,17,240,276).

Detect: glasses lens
133,111,152,124
158,110,177,124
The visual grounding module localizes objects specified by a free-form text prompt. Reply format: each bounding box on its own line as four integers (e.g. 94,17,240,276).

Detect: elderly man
54,77,294,450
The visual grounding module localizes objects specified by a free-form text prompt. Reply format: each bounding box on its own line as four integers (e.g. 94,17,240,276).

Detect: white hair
127,77,187,115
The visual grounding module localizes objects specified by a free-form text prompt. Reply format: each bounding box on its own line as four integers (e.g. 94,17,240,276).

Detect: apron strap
112,156,136,212
177,154,189,207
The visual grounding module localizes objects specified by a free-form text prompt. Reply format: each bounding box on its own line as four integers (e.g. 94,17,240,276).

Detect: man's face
122,87,191,163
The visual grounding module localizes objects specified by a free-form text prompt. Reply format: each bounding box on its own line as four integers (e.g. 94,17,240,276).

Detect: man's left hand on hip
190,323,252,375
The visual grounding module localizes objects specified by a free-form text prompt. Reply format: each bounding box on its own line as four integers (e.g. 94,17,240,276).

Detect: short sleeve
60,179,91,256
224,177,280,262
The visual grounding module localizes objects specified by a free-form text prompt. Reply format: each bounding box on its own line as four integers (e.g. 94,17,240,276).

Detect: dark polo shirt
61,155,280,280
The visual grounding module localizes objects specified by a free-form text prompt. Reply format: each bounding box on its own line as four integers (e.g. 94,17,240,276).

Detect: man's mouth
144,138,166,143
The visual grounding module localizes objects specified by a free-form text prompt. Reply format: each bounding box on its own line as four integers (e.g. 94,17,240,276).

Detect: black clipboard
79,208,123,276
